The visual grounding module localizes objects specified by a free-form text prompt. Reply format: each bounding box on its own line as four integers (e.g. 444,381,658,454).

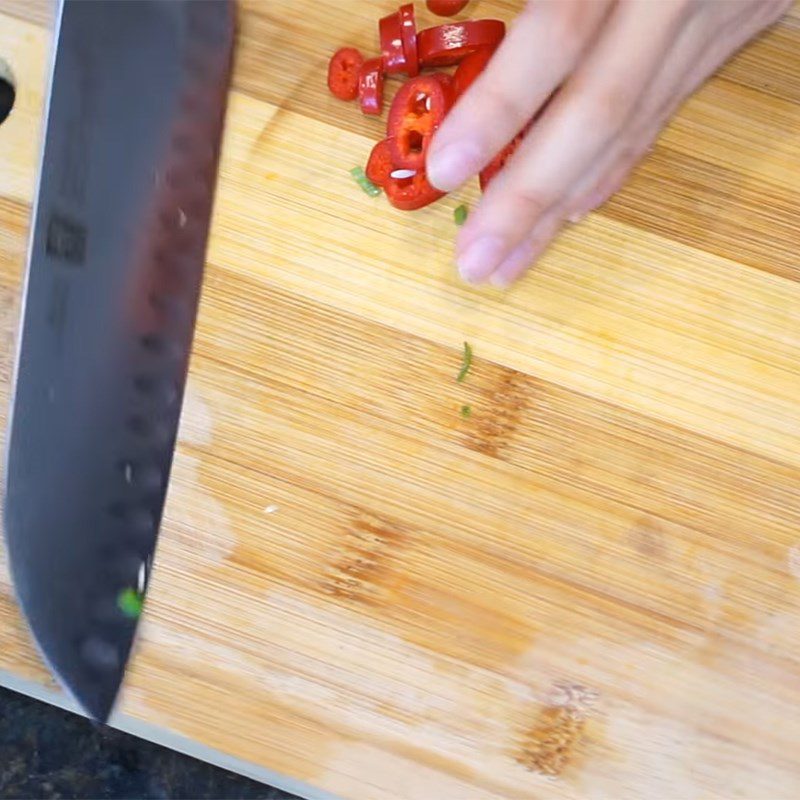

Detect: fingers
475,143,630,288
470,136,651,288
567,137,655,223
456,142,618,285
427,0,613,192
475,71,684,286
456,0,793,289
456,0,692,284
490,213,565,288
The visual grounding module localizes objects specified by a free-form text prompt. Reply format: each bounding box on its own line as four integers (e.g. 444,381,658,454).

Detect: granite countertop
0,687,298,800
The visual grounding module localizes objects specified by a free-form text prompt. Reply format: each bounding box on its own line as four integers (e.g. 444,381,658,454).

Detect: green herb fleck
117,587,144,619
456,341,473,383
460,404,472,418
350,166,381,197
454,204,468,226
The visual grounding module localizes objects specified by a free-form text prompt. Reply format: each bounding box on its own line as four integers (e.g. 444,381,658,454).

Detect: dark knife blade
3,0,234,722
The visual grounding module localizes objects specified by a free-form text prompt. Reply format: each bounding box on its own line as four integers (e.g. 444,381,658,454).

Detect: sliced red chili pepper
385,168,445,211
479,126,529,191
379,10,406,75
453,46,493,97
387,74,453,170
381,6,420,76
432,71,455,95
418,20,505,68
327,47,364,101
358,58,385,116
426,0,469,16
399,4,420,77
366,139,394,187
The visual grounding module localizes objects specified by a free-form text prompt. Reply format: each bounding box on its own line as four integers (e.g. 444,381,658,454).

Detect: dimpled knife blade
3,0,234,722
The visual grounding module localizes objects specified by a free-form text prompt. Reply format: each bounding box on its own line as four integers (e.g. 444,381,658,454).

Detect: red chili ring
385,169,445,211
379,11,406,75
358,58,385,116
432,71,455,95
399,4,419,77
387,74,453,170
418,19,506,68
366,139,394,187
327,47,364,101
453,46,493,97
426,0,470,17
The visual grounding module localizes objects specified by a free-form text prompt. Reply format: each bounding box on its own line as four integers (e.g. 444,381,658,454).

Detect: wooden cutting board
2,1,800,798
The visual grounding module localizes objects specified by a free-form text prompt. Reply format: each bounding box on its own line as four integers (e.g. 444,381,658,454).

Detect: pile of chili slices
327,1,512,211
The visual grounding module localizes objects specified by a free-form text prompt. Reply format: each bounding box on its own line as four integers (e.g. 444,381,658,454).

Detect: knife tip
66,676,119,724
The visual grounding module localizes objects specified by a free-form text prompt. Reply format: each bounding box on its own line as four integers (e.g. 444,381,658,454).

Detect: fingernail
568,195,603,223
488,237,536,289
457,236,506,284
490,273,512,290
428,141,483,192
582,188,610,214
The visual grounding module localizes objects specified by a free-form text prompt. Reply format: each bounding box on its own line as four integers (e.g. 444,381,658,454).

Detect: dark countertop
0,687,298,800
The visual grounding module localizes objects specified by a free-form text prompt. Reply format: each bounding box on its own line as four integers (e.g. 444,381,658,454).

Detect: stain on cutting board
323,510,410,605
162,453,235,566
516,682,600,778
464,370,532,461
627,517,669,562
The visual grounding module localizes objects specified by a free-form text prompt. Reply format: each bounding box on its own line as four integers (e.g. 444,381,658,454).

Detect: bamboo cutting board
2,1,800,798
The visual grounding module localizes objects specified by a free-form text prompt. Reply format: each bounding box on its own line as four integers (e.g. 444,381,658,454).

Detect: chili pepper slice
387,74,453,170
385,168,445,211
358,58,385,116
379,10,407,75
327,47,364,101
432,71,455,94
453,46,494,97
418,20,505,68
399,4,420,77
366,139,394,187
426,0,469,17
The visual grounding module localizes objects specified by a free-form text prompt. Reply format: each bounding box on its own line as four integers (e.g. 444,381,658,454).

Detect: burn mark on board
516,682,599,778
323,511,408,604
464,370,531,460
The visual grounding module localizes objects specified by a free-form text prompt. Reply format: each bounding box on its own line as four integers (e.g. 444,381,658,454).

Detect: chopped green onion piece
456,341,473,383
350,166,381,197
460,404,472,418
117,587,144,619
454,204,469,226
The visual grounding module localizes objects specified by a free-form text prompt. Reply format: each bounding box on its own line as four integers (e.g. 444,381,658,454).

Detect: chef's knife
3,0,234,722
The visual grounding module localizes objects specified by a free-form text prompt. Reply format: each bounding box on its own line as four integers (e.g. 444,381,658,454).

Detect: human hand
427,0,791,287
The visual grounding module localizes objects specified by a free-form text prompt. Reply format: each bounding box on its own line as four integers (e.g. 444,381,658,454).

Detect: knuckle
481,84,527,128
548,15,587,60
509,184,554,222
538,0,609,59
581,86,633,137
